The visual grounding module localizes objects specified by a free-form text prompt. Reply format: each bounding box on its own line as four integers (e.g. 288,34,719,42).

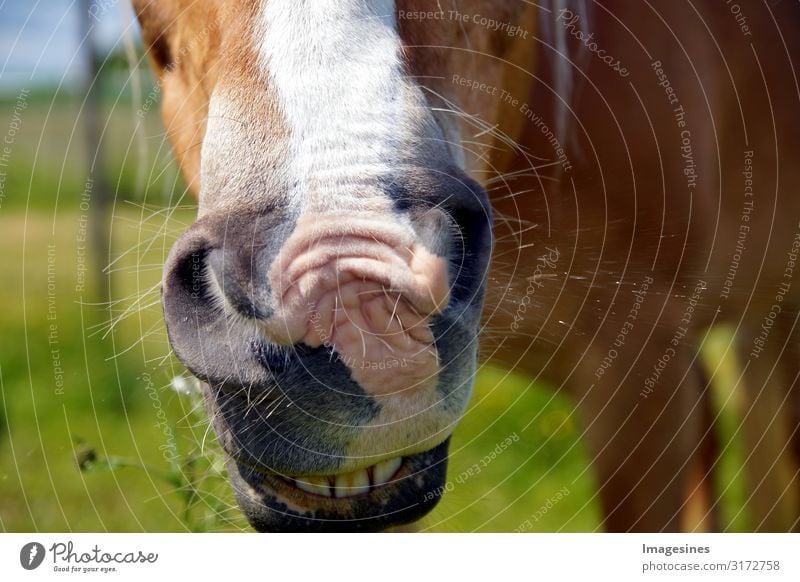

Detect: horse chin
225,440,450,532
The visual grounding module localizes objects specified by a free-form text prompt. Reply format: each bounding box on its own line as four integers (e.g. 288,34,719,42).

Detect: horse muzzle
160,172,492,531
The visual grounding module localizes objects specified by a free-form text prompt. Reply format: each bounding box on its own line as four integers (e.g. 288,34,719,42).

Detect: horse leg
788,319,800,531
736,314,800,531
681,363,722,531
573,313,703,532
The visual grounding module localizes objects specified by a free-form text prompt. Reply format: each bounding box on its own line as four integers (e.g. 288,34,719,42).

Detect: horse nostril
162,224,282,389
162,234,211,312
206,246,272,321
175,249,210,303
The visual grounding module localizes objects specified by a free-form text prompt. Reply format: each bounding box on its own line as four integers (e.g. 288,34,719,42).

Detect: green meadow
0,90,747,533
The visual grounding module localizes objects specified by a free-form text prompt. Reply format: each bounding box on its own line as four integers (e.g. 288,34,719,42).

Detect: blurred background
0,0,748,533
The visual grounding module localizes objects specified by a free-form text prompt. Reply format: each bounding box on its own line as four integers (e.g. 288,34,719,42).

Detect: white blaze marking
259,0,417,210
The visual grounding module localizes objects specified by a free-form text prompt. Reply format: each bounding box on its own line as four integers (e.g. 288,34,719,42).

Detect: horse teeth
295,475,332,497
290,458,403,498
333,469,371,498
372,457,402,486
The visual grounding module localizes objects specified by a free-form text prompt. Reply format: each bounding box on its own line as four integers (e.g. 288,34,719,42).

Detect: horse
133,0,800,532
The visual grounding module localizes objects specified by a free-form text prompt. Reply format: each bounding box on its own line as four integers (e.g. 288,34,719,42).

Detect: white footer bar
1,533,798,581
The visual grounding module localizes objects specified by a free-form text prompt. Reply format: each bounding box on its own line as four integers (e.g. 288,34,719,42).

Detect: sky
0,0,139,95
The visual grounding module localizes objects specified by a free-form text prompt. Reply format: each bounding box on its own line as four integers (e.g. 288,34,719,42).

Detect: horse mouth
228,441,450,532
277,457,404,498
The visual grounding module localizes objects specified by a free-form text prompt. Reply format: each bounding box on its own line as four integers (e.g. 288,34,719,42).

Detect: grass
0,85,240,531
0,201,602,532
0,206,243,532
0,94,748,533
0,79,184,214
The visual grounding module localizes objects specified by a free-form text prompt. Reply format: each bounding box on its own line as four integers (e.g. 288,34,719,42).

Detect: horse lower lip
281,457,404,499
231,440,450,531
